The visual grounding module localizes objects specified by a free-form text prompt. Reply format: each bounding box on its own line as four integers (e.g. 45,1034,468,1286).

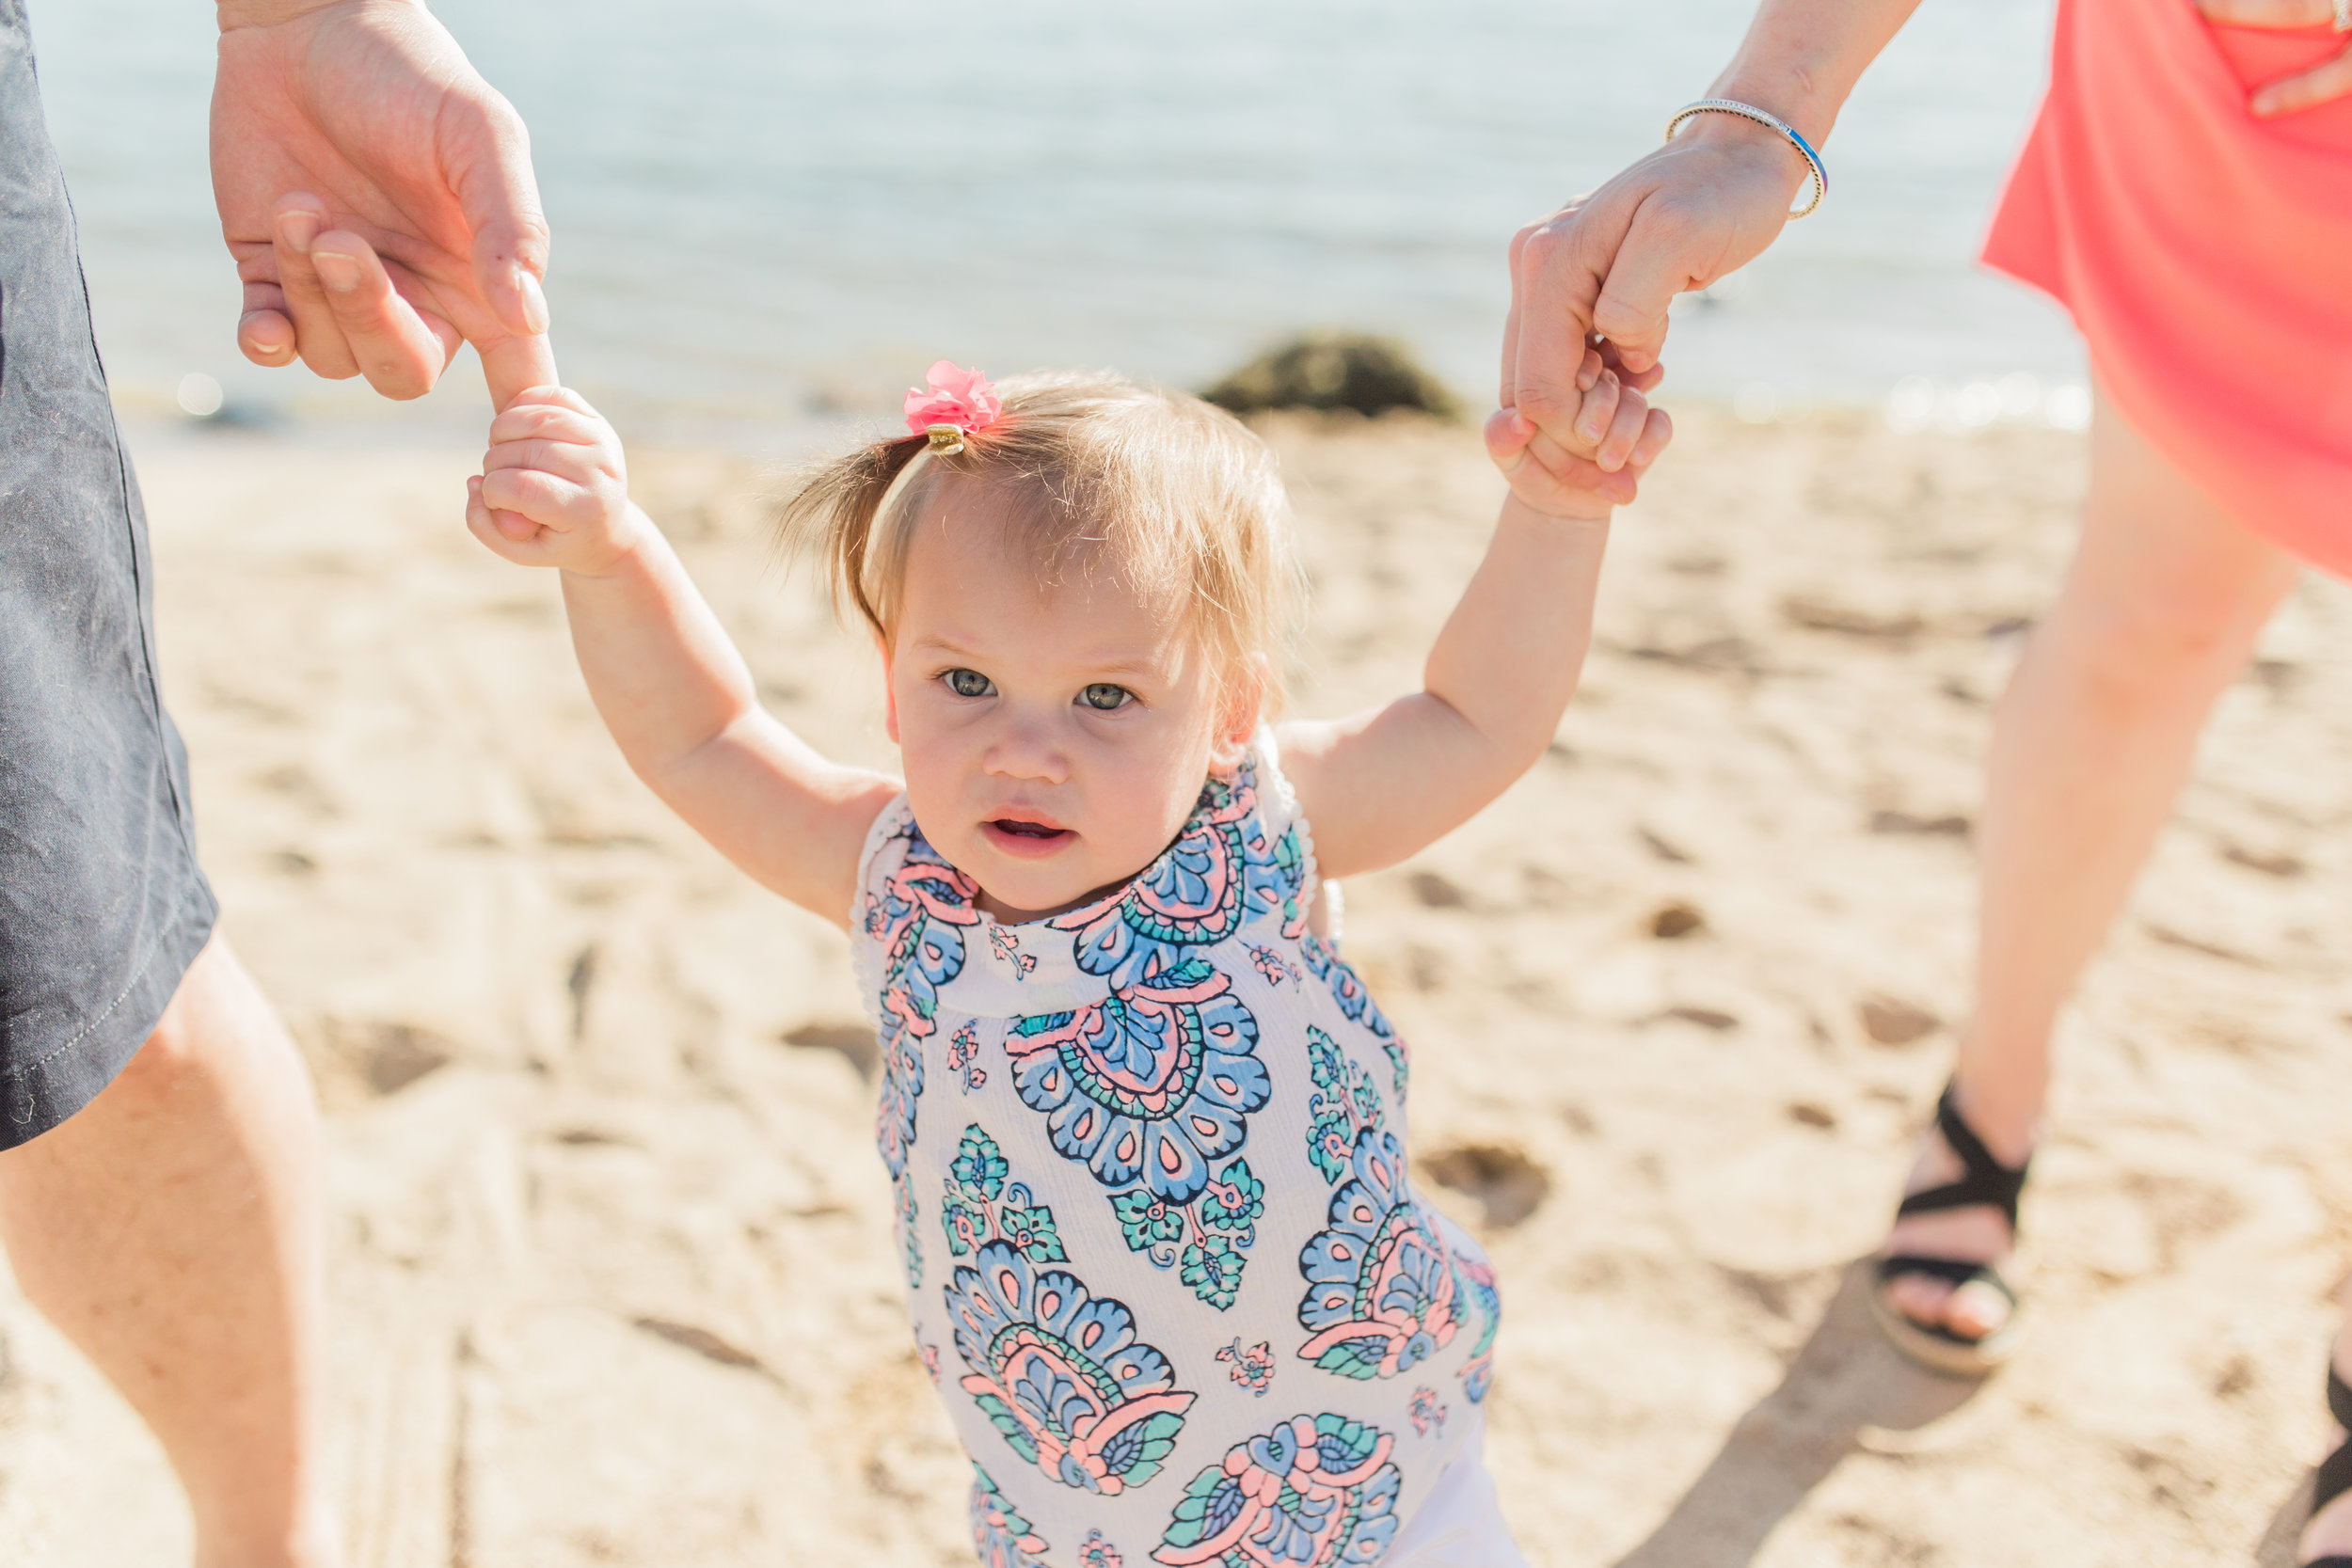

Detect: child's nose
982,715,1070,784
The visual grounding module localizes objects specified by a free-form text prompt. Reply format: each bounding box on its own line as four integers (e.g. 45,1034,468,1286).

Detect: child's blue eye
945,668,993,698
1079,683,1132,712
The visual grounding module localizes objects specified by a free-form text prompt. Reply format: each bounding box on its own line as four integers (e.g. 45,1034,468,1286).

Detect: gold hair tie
927,424,968,456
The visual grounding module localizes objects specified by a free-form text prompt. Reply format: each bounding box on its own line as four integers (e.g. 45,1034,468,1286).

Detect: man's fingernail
516,269,549,333
312,252,360,293
278,211,320,254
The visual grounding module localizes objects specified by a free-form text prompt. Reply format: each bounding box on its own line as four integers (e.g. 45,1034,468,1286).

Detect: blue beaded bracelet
1664,99,1828,219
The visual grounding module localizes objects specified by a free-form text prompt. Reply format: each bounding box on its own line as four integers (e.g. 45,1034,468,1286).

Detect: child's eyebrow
1084,657,1171,681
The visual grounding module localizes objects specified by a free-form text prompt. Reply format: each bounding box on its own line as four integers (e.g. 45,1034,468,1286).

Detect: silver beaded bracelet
1663,98,1829,219
2336,0,2349,34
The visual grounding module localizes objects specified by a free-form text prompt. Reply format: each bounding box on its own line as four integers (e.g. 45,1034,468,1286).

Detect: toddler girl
465,357,1668,1567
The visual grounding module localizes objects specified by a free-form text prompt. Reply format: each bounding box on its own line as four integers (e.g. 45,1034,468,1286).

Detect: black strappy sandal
1869,1083,2031,1377
2306,1360,2352,1568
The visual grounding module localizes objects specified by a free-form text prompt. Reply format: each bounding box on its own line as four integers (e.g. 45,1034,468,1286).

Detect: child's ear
1207,654,1269,772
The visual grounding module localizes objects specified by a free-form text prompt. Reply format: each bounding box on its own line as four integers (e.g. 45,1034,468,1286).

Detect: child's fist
1486,380,1672,521
467,387,645,574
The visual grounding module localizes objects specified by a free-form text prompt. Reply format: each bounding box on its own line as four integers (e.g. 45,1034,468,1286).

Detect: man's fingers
478,332,563,417
446,89,553,338
271,197,360,382
309,232,459,401
238,304,298,366
2252,42,2352,116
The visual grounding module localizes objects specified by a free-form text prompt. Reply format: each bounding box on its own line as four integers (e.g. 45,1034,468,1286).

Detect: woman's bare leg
0,935,337,1568
1881,385,2301,1340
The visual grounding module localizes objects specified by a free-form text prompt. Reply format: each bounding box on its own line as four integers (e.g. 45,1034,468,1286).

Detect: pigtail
772,432,931,641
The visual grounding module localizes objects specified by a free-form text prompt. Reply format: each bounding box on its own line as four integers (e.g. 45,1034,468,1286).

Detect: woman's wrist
1665,106,1816,198
1702,0,1924,146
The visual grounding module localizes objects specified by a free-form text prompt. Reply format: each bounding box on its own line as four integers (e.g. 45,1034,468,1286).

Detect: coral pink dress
1984,0,2352,571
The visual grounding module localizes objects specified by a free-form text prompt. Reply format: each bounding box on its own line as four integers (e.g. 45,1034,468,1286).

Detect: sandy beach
4,406,2348,1567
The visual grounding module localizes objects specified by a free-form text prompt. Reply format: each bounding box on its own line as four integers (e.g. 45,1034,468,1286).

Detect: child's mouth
982,817,1073,857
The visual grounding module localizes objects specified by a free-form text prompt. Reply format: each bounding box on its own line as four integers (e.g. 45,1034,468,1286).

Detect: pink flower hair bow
904,361,1003,455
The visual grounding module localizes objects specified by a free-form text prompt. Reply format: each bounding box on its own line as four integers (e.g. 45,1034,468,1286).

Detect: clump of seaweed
1204,332,1458,420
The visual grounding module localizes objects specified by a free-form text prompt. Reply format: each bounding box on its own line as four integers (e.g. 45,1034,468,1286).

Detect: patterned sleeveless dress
850,735,1502,1568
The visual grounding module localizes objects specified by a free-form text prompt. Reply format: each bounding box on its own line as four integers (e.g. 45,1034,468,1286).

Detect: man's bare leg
0,935,336,1568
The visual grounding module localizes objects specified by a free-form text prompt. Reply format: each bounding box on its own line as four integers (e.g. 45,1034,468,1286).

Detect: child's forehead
899,487,1180,619
894,507,1214,671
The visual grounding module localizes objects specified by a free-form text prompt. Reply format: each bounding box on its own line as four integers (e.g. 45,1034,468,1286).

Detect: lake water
31,0,2081,450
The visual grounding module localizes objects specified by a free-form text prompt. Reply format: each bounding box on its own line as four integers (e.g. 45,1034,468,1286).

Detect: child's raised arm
1278,352,1671,880
468,388,899,927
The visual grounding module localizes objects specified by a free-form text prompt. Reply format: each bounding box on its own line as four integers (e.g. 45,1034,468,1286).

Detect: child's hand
466,386,648,574
1486,341,1672,520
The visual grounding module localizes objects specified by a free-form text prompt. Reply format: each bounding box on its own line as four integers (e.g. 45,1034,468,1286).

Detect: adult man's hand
214,0,554,411
1501,113,1803,456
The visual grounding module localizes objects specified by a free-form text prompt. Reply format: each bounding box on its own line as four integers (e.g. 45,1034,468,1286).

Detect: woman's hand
1503,114,1799,436
2198,0,2352,116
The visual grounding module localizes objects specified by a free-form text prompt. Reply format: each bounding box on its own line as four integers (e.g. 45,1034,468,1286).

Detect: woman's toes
1945,1277,2015,1341
1884,1273,1957,1329
2301,1440,2352,1560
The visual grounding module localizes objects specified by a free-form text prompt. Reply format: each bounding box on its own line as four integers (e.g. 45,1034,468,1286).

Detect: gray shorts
0,0,217,1148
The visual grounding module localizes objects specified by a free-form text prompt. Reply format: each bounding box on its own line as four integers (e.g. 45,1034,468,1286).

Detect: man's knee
116,937,278,1097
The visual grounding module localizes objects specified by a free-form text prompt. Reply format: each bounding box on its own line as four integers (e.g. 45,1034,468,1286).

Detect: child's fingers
1593,337,1665,396
1578,343,1605,394
499,384,601,419
1594,385,1651,473
480,466,596,527
1573,370,1622,450
1627,406,1675,471
487,403,608,448
468,473,543,547
1522,427,1638,506
1482,407,1535,471
482,436,611,484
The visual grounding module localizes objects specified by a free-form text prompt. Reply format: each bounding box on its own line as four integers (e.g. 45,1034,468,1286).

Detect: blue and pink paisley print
866,753,1498,1563
1152,1413,1404,1568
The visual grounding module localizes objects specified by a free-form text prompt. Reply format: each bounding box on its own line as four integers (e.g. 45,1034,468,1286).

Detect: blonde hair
776,370,1300,697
